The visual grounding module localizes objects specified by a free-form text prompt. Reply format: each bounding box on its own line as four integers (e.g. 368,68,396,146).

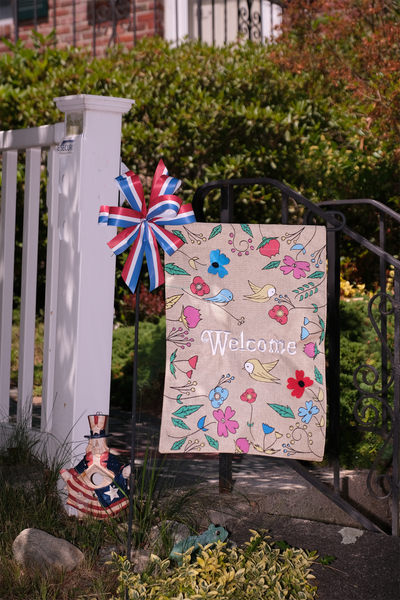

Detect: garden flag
159,223,327,461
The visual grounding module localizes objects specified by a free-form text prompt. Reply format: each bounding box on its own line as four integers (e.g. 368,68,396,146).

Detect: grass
0,420,320,600
0,420,206,600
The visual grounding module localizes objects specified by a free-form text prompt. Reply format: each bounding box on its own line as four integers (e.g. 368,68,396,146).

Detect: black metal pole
197,0,202,41
14,0,19,43
73,0,76,46
53,0,56,46
379,212,388,435
126,280,141,562
219,184,234,493
133,0,137,46
212,0,215,44
176,0,179,45
327,208,341,495
92,0,96,57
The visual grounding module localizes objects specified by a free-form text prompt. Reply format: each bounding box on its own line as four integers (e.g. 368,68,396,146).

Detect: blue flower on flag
209,386,229,408
208,249,230,278
262,423,274,435
298,400,319,424
301,326,310,340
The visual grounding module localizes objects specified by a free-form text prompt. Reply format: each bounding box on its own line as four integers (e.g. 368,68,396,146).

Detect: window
18,0,49,21
0,0,49,22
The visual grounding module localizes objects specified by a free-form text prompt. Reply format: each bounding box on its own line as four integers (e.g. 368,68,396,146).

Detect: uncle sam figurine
60,414,131,519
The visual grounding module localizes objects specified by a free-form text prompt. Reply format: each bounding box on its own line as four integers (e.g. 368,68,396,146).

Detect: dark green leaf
314,366,323,384
209,225,222,240
308,271,324,279
205,435,219,450
170,362,176,378
268,404,295,418
173,405,203,418
263,260,280,270
172,230,187,244
171,438,186,451
241,223,253,237
171,417,190,430
165,263,190,276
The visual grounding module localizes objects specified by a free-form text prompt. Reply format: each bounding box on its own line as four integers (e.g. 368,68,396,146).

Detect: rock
12,528,84,574
98,545,121,565
130,548,151,574
148,520,190,554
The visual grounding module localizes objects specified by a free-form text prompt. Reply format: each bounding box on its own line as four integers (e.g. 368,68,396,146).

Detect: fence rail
0,123,64,435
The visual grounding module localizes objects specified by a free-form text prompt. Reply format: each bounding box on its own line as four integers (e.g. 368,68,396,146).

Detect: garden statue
60,414,131,519
169,524,229,565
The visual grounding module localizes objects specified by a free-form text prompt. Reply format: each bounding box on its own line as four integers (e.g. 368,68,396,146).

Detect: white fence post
51,95,134,462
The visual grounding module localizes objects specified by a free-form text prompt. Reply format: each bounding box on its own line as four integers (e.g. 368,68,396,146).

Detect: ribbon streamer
99,160,196,292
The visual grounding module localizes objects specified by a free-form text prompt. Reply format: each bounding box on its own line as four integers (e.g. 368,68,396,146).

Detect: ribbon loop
98,160,196,293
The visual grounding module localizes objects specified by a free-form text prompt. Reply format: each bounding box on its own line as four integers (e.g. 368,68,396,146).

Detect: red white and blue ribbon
99,160,195,293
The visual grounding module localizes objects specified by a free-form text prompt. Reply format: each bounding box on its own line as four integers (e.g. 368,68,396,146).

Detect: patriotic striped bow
98,160,196,293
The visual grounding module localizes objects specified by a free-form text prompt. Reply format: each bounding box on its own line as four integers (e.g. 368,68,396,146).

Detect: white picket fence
0,95,134,463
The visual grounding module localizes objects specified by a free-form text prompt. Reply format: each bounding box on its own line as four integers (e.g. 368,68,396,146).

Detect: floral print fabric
160,224,327,461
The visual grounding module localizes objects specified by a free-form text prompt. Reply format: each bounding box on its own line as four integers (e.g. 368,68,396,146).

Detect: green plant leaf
312,304,318,312
208,225,222,240
314,366,323,384
318,555,336,565
318,316,325,330
263,260,280,270
165,263,190,276
205,435,219,450
176,394,183,404
308,271,324,279
172,405,203,418
241,223,253,237
171,417,190,430
170,362,176,378
268,404,295,418
172,230,187,244
171,438,186,451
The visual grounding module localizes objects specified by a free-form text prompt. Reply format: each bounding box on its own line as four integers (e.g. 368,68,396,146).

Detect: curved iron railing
192,178,400,536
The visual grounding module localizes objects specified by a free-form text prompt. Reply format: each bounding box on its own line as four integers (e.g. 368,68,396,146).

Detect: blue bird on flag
203,289,233,306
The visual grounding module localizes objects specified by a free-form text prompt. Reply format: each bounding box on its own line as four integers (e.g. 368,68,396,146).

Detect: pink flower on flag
235,438,250,454
188,356,198,369
182,306,201,328
190,276,210,296
213,406,239,438
280,256,310,279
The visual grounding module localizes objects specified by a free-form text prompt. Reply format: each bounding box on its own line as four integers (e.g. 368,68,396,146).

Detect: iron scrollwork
90,0,133,46
352,291,396,500
238,0,262,41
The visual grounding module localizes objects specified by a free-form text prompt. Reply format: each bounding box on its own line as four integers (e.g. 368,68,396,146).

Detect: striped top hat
84,413,111,438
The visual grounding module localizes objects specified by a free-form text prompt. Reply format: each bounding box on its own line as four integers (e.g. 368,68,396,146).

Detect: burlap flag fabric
159,223,327,461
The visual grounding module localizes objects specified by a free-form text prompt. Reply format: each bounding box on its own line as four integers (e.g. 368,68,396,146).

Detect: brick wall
0,0,163,56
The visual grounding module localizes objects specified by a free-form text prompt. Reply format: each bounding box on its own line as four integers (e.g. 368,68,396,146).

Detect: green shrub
1,36,397,306
111,531,317,600
337,298,394,468
111,318,166,411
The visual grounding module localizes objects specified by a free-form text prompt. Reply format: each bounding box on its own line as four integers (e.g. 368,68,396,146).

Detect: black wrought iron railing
8,0,282,56
192,178,400,536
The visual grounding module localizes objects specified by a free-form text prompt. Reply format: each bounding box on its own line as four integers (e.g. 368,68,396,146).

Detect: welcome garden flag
159,223,327,461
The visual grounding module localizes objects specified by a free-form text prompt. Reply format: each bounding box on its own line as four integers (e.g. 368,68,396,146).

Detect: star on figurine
105,485,120,501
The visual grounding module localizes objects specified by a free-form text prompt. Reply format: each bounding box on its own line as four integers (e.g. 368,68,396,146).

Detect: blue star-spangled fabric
94,471,128,509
